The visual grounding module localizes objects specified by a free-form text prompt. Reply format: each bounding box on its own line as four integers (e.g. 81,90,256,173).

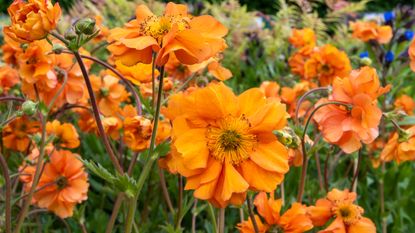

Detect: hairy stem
0,152,11,233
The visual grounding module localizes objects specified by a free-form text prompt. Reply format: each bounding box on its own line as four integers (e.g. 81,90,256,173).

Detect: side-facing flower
314,66,388,153
46,120,80,149
308,189,376,233
164,82,289,207
2,116,40,152
237,192,313,233
107,2,228,66
289,28,316,49
0,65,20,94
350,21,392,44
380,126,415,163
394,94,415,115
4,0,61,43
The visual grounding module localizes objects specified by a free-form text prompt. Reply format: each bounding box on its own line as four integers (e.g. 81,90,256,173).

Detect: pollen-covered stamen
140,15,190,43
333,203,363,225
206,116,257,165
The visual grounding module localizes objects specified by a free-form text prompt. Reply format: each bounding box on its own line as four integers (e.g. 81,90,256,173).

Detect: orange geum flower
4,0,61,43
90,73,130,116
123,116,152,152
304,44,351,86
164,82,289,207
107,2,228,66
289,28,317,49
46,120,80,149
259,81,281,102
0,65,20,94
2,116,40,152
308,189,376,233
288,50,311,78
380,126,415,163
30,150,89,218
114,60,158,85
394,94,415,115
350,21,392,44
314,67,388,153
1,34,22,66
237,192,313,233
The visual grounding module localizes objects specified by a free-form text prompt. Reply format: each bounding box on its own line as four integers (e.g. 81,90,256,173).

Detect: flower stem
124,66,165,233
175,175,183,230
73,51,124,174
247,195,259,233
350,149,362,191
0,152,11,233
297,101,351,202
295,87,329,125
218,208,225,233
105,194,124,233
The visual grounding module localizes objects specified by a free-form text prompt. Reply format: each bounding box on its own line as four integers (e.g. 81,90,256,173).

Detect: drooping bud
274,127,301,149
75,18,96,35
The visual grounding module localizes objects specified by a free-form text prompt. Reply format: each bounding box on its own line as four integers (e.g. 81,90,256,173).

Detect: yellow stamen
206,116,257,165
140,15,190,43
334,203,363,225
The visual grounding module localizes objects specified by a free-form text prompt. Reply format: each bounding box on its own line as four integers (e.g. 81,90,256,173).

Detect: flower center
140,15,189,43
206,116,257,165
56,176,68,190
334,203,363,225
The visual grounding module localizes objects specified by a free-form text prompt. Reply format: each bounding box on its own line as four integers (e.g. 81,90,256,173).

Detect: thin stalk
314,153,324,191
105,194,124,233
207,204,217,232
297,101,351,202
125,66,165,233
350,149,362,191
218,208,225,233
0,152,11,233
175,175,183,230
191,199,198,233
159,168,174,214
151,53,157,107
0,96,25,103
295,87,329,125
380,162,387,233
47,71,67,110
247,196,259,233
324,151,330,192
73,51,124,174
14,114,47,233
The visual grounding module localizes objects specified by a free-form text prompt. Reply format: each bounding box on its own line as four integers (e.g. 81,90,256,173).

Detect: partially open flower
380,126,415,163
394,95,415,116
4,0,61,43
46,120,80,149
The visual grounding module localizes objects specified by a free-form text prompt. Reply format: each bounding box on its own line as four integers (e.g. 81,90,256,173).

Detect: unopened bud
75,18,96,35
360,57,372,66
52,44,66,54
64,28,77,40
22,100,38,116
274,127,301,149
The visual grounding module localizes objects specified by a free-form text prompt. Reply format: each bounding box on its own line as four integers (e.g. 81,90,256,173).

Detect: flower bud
22,100,38,116
75,18,96,35
360,57,372,66
52,43,66,54
64,28,77,40
274,127,301,149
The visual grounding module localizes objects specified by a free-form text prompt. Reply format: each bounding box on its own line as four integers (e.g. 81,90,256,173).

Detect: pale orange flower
1,34,22,66
4,0,61,43
237,192,313,233
164,82,289,207
314,67,388,153
90,73,130,116
380,126,415,163
289,28,317,48
2,116,40,152
77,109,121,140
409,38,415,72
0,65,20,94
308,189,376,233
304,44,351,86
30,150,89,218
259,81,281,101
350,21,392,44
123,116,153,151
46,120,80,149
107,2,228,66
394,94,415,115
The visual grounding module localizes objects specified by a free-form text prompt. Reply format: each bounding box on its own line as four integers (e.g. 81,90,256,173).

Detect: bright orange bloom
2,116,40,152
314,66,388,153
107,2,228,66
394,94,415,115
409,38,415,71
46,120,80,149
90,73,130,116
350,21,392,44
114,60,158,85
30,150,89,218
380,126,415,163
308,189,376,233
164,82,289,207
4,0,61,43
0,65,20,94
1,34,22,66
123,116,153,151
289,28,317,48
304,44,351,86
288,48,313,77
237,192,313,233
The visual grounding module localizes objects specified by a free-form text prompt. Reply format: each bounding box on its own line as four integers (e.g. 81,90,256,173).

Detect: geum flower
28,150,89,218
289,28,317,49
4,0,61,43
350,21,392,44
314,66,389,153
308,189,376,233
107,2,228,66
380,125,415,163
2,116,40,152
237,192,313,233
394,94,415,115
163,82,289,207
46,120,80,149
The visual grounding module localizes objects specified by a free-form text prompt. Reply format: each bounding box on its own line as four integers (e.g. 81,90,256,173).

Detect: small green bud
75,18,96,35
22,100,38,116
360,57,372,66
274,127,301,149
100,88,109,97
52,43,66,54
64,28,77,40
